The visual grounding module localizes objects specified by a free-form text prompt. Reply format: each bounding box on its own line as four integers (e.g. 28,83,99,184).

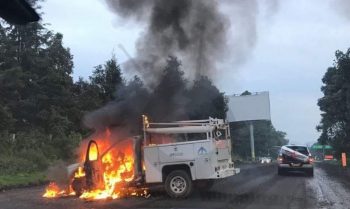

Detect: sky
41,0,350,145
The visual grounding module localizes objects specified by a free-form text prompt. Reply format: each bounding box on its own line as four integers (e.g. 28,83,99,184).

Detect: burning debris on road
42,182,71,198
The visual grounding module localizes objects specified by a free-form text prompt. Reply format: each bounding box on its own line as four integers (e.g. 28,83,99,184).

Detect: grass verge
0,172,47,190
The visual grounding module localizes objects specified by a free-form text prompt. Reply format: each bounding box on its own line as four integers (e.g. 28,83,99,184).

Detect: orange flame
74,166,85,178
43,129,149,201
88,142,98,161
79,141,135,200
42,182,65,198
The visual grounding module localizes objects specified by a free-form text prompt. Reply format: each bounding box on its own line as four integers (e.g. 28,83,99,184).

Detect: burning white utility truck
43,116,240,199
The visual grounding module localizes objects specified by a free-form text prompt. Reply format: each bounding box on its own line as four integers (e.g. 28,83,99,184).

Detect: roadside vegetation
0,1,288,187
317,49,350,158
0,172,46,189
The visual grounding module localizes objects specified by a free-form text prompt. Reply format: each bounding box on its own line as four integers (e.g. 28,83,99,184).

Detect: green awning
310,144,332,150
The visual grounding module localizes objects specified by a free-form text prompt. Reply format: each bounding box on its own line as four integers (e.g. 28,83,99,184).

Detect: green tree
0,0,80,164
71,77,103,133
187,76,228,120
317,49,350,156
89,55,124,103
146,56,188,121
0,18,75,135
230,121,288,159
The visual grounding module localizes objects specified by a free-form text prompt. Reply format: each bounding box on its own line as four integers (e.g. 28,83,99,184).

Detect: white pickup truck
277,145,314,176
68,117,240,198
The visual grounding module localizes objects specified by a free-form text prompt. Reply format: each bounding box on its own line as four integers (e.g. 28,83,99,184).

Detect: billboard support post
322,145,325,161
249,122,255,161
227,91,270,162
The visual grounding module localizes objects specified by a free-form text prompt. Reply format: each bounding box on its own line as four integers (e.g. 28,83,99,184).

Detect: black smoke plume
106,0,229,82
83,0,279,133
84,57,193,134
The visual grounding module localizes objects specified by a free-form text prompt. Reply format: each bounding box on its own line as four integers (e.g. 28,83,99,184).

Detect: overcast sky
42,0,350,145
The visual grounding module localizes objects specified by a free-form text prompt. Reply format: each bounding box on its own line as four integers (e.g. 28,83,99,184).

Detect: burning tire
71,177,86,197
165,170,193,198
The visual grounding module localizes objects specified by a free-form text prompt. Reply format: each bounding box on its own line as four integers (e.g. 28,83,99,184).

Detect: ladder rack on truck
141,116,240,198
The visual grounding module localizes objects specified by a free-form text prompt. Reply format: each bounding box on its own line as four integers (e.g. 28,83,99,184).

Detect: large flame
42,182,74,198
79,140,136,200
43,129,148,201
88,142,98,161
74,167,85,178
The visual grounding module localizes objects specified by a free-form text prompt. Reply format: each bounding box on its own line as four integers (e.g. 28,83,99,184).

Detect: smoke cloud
84,76,149,133
106,0,229,82
106,0,280,83
83,0,280,132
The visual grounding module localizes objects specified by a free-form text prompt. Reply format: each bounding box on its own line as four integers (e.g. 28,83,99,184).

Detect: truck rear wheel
165,170,193,198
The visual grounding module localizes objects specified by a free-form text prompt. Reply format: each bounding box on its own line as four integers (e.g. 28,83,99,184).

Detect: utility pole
322,145,325,161
249,122,255,161
118,44,142,72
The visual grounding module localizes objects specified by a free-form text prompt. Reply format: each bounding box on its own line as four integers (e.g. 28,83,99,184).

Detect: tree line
318,48,350,157
0,16,229,174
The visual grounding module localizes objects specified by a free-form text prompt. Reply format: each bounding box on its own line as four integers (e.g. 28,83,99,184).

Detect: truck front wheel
71,177,85,197
165,170,193,198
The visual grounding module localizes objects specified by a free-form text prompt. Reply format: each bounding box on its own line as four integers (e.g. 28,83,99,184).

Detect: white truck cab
142,116,240,198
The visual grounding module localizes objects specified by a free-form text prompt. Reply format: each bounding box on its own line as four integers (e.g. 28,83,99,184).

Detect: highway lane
1,163,349,209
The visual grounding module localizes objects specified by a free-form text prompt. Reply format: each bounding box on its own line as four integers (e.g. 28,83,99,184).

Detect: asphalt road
1,163,350,209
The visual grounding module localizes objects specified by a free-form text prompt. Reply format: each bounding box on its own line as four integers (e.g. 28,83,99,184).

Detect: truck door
84,140,103,190
194,142,212,179
144,146,162,183
214,129,230,161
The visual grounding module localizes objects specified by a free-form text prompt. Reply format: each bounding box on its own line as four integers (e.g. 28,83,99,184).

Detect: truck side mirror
216,131,222,137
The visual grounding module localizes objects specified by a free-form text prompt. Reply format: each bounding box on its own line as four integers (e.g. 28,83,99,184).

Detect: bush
0,130,82,175
0,156,34,175
17,149,50,171
0,152,49,175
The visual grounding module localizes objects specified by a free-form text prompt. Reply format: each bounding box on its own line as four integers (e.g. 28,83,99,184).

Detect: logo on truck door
198,147,207,155
169,146,183,157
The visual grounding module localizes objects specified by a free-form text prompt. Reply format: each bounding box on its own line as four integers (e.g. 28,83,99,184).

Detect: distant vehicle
324,155,334,160
259,157,272,164
277,145,314,176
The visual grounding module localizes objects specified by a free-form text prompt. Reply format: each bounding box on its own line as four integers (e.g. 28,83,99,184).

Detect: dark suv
277,145,314,176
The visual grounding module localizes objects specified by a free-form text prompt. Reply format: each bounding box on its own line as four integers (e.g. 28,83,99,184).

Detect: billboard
226,91,271,122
